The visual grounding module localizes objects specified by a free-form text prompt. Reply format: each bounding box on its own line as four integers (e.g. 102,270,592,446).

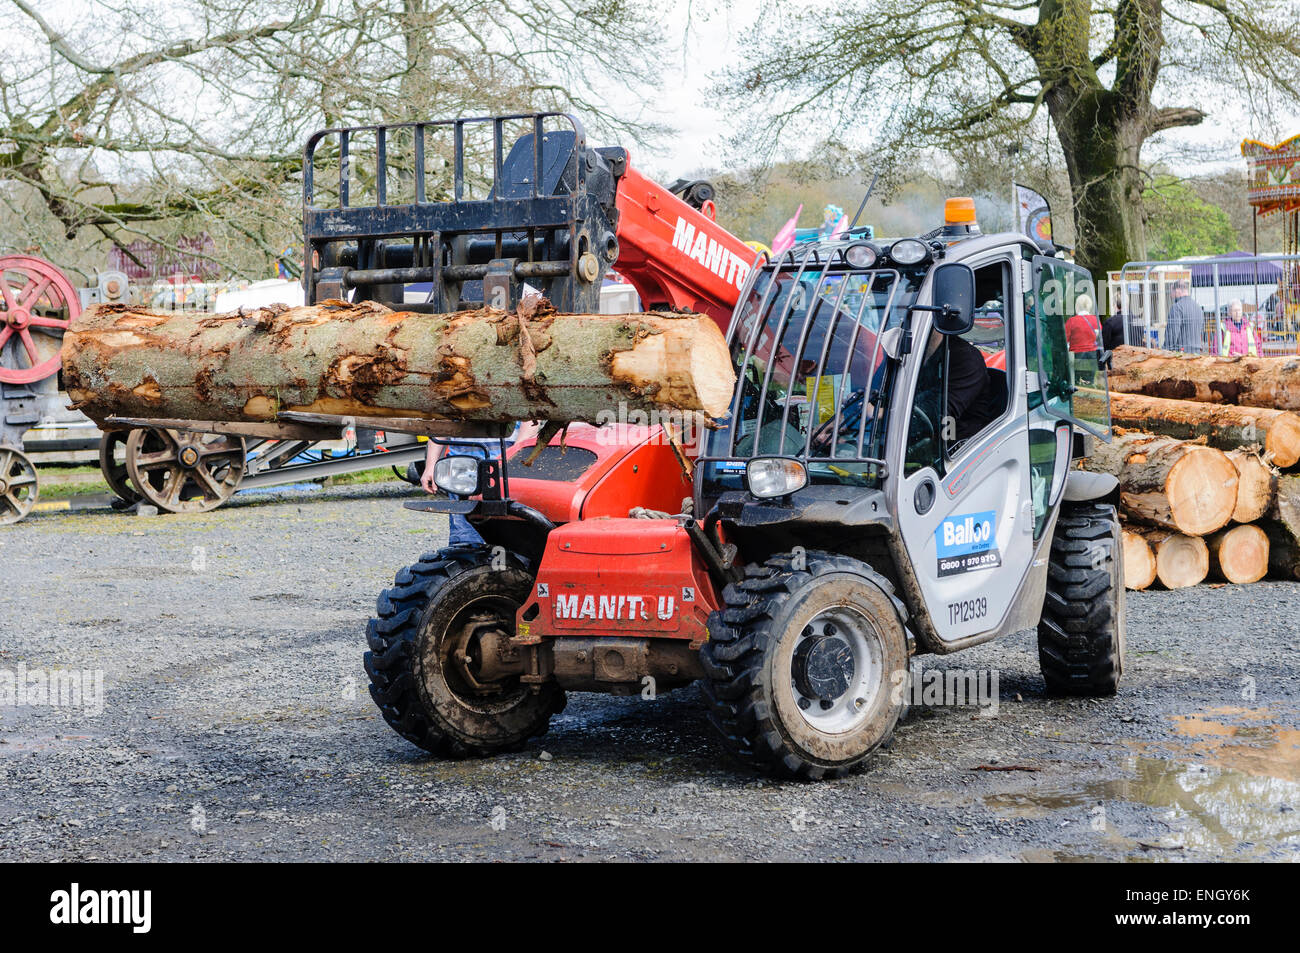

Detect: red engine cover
516,519,720,645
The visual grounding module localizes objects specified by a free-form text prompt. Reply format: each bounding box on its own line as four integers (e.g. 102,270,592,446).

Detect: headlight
746,457,808,499
433,455,483,495
888,238,930,265
844,242,878,268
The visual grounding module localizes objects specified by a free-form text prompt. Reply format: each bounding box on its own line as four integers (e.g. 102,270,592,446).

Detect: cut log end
1208,524,1269,585
1142,531,1209,589
1163,447,1239,536
1264,413,1300,468
1226,449,1275,524
1121,530,1157,591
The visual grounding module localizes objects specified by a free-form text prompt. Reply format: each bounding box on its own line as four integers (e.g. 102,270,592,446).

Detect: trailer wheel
365,544,563,757
125,427,245,513
700,551,910,780
1037,502,1126,696
98,430,142,505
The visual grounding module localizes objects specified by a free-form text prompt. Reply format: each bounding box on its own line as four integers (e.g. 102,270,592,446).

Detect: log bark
1207,524,1269,585
1109,345,1300,409
1262,474,1300,580
1138,529,1209,589
1121,528,1158,591
1084,428,1168,477
1225,448,1276,524
61,300,737,427
1107,391,1300,468
1083,429,1238,535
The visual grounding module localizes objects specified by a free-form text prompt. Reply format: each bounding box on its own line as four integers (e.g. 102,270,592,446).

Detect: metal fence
1109,253,1300,355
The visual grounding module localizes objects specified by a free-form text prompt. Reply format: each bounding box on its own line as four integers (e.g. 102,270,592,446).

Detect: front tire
700,551,911,780
1038,502,1126,695
364,544,564,756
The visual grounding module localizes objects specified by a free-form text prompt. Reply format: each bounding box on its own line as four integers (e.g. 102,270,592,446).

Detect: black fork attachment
302,113,626,313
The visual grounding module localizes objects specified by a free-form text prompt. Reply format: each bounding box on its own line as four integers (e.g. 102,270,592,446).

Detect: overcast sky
623,0,1300,184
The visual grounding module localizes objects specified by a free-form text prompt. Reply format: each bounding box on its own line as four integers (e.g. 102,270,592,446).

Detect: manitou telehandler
307,114,1125,780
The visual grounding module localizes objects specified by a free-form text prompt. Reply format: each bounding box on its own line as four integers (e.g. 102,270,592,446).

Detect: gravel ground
2,482,1298,862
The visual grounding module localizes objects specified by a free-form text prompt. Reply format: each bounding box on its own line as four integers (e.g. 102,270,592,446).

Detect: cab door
889,252,1040,646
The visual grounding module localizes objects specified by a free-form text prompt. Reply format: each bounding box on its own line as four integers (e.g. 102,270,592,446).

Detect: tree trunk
1108,391,1300,468
1046,85,1146,277
1138,529,1209,589
1109,346,1300,409
1225,448,1276,523
1207,524,1269,585
1083,430,1238,535
1121,528,1158,591
61,300,736,427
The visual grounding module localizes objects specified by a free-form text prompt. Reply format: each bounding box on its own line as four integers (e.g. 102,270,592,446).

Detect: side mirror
930,262,975,335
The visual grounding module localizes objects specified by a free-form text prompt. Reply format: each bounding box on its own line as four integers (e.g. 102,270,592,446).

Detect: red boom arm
612,164,758,330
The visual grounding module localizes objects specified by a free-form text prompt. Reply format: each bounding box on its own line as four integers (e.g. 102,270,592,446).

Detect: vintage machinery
99,423,427,513
0,255,81,523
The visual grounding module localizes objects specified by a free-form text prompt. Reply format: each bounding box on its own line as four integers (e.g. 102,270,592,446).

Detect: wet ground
1,482,1298,861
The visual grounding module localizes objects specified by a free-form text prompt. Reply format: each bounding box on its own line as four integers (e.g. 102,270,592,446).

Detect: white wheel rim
789,604,883,735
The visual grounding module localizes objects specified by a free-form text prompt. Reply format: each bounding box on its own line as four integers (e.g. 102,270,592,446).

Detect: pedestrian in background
1102,308,1128,351
1066,293,1101,353
1164,279,1204,353
1221,299,1258,357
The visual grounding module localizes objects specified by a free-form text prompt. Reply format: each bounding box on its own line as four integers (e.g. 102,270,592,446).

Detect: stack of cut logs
1091,346,1300,590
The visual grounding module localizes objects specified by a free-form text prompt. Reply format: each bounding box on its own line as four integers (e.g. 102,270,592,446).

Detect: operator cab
699,204,1005,505
699,199,1114,649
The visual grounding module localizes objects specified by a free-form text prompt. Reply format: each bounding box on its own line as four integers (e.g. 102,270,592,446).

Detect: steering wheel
904,404,940,472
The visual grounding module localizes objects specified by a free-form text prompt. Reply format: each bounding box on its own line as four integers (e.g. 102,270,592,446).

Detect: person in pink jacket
1221,299,1258,357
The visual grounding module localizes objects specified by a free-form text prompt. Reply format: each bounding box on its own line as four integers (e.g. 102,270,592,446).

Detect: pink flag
828,212,848,239
771,204,803,256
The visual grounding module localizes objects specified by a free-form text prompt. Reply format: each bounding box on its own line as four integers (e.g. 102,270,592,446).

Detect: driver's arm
945,338,987,420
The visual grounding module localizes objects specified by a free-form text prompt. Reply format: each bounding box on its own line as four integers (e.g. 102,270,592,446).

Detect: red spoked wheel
0,255,81,385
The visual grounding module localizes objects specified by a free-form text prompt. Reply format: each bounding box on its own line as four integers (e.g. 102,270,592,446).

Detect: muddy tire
700,551,910,780
1038,502,1126,696
364,544,563,756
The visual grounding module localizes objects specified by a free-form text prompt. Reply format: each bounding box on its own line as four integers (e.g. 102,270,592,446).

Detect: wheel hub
790,606,883,734
793,631,854,703
448,613,522,696
4,309,30,330
178,445,200,468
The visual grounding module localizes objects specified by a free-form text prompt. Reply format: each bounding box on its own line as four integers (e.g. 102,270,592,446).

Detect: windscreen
701,259,926,493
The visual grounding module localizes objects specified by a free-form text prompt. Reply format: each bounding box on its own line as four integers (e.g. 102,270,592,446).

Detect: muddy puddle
987,706,1300,860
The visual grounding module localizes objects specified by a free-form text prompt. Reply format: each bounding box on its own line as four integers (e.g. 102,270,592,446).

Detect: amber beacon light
944,196,977,225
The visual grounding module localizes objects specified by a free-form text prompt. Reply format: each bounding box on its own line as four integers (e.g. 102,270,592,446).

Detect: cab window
903,259,1011,476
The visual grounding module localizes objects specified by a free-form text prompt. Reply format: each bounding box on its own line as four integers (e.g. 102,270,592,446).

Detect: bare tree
0,0,663,278
721,0,1300,275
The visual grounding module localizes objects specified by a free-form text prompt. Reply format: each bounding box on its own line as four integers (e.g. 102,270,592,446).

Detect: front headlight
888,238,931,266
746,457,808,499
844,242,878,268
433,455,483,495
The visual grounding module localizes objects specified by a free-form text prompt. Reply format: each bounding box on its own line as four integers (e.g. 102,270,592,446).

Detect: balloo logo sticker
935,510,1001,576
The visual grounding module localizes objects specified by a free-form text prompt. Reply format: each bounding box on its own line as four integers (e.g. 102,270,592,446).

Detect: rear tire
1038,502,1126,696
700,551,910,780
364,544,563,756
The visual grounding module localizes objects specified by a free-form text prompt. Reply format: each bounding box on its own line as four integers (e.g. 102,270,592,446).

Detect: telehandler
314,114,1126,779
